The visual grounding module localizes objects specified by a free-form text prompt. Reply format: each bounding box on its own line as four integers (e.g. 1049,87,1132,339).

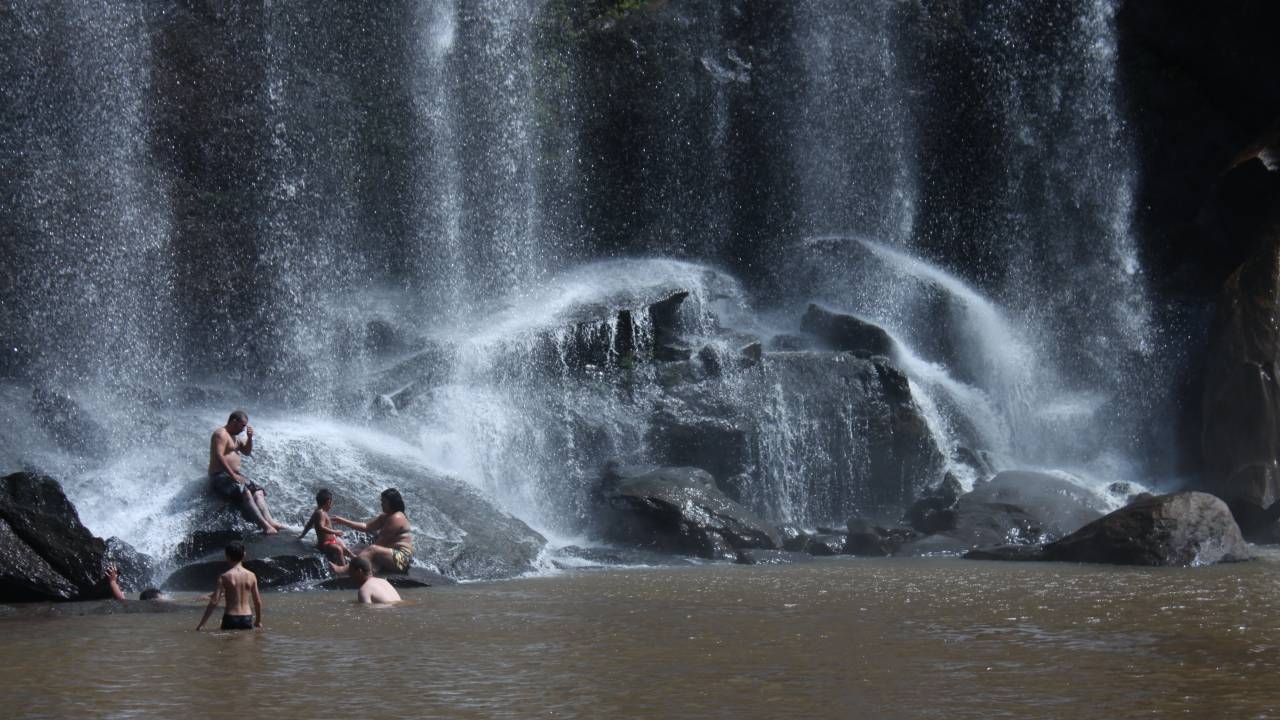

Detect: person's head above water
139,588,166,601
225,540,245,564
316,488,333,509
349,556,373,581
380,488,405,514
227,409,248,433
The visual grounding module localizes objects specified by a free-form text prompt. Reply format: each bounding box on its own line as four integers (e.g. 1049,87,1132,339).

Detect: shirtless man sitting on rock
209,410,284,535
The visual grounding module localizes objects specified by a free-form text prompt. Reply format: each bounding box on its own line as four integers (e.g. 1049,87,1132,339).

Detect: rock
105,537,155,593
904,474,964,534
958,471,1106,541
894,534,975,557
805,534,846,556
316,565,455,590
550,545,696,570
739,342,763,366
1201,225,1280,534
963,544,1048,561
777,524,807,551
767,333,817,351
845,518,920,556
163,534,331,591
698,345,723,377
0,599,197,619
30,387,107,457
0,473,112,602
396,472,547,580
1043,491,1251,566
799,304,897,357
751,352,945,522
647,409,750,486
734,549,819,565
600,466,782,559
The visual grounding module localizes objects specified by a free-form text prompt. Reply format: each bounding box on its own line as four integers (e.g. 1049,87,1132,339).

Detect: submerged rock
600,466,782,559
1043,491,1251,566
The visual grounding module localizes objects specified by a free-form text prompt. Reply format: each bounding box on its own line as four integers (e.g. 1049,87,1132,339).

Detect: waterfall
0,0,1164,562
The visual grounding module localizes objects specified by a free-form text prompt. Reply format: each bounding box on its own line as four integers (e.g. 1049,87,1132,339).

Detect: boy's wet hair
139,588,164,601
381,488,406,514
225,541,246,562
316,488,333,506
350,557,372,575
228,409,248,424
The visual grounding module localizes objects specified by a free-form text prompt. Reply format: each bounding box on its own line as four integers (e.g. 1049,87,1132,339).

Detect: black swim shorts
220,613,255,630
210,471,243,499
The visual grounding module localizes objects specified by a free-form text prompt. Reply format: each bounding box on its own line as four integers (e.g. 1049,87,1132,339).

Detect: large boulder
1043,491,1251,566
0,473,142,602
955,471,1106,540
903,471,1106,553
747,352,945,523
163,534,331,591
1202,222,1280,534
600,466,782,559
396,472,547,581
800,304,897,357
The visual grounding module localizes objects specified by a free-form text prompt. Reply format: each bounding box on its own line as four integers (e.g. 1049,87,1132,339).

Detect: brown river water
2,555,1279,719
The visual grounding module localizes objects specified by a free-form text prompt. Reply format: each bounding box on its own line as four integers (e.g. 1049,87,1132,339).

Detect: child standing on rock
300,488,356,565
196,541,263,631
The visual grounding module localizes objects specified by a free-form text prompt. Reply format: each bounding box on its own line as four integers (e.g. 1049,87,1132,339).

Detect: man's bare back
220,566,258,616
357,576,402,604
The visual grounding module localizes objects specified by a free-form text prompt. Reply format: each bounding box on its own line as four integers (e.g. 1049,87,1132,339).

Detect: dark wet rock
550,545,696,570
654,342,694,362
698,345,723,377
912,471,1106,552
105,537,154,594
30,387,107,457
734,549,819,566
956,447,996,479
0,599,197,619
904,474,964,534
162,534,330,592
647,410,750,487
776,524,806,551
600,466,781,559
767,333,817,351
805,534,846,556
845,518,920,557
0,473,113,602
800,304,896,357
894,534,974,557
316,565,454,590
173,529,245,566
753,352,945,521
959,471,1107,541
1201,224,1280,535
365,318,408,355
1043,491,1251,566
739,341,763,366
963,544,1048,562
396,472,547,581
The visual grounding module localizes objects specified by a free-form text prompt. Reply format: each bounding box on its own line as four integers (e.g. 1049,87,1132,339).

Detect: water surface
3,556,1277,719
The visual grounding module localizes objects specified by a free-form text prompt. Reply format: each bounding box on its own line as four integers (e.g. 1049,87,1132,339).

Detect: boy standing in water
196,541,263,631
300,489,356,564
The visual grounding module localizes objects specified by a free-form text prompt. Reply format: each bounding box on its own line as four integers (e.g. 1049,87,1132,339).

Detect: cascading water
0,0,1169,572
